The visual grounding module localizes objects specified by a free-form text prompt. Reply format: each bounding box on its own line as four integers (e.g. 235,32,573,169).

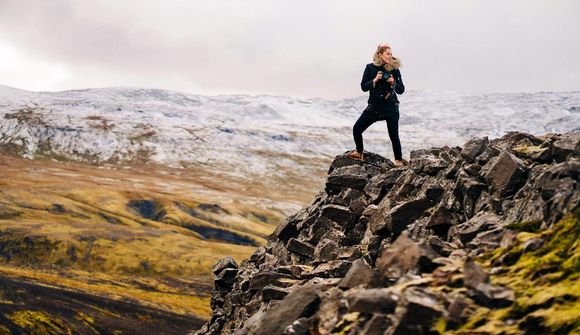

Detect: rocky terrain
196,131,579,335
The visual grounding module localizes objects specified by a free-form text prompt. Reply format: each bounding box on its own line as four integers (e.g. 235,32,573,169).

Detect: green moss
454,210,580,334
506,220,542,233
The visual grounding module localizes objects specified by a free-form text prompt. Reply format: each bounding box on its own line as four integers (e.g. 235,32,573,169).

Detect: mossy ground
454,210,580,334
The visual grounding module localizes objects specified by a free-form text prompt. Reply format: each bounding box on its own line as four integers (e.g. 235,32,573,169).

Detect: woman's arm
360,65,375,92
393,69,405,94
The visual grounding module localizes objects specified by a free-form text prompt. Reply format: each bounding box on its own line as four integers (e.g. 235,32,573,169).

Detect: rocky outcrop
194,131,580,335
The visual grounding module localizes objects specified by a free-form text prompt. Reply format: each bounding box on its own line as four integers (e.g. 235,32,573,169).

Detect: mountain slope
196,131,579,334
1,85,579,186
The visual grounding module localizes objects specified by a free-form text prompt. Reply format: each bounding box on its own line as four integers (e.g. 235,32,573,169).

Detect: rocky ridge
195,131,579,335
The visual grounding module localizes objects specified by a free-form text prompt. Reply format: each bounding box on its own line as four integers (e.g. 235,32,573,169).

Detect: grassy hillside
0,152,317,334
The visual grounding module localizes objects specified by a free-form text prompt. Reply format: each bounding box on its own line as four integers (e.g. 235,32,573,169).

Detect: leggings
353,104,402,160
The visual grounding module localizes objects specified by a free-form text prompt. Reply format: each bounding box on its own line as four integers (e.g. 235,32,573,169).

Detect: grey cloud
0,0,579,98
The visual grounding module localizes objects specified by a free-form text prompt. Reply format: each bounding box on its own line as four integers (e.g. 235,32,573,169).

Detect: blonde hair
372,43,401,71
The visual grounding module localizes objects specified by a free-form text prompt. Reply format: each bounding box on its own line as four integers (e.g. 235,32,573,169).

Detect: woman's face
380,48,392,64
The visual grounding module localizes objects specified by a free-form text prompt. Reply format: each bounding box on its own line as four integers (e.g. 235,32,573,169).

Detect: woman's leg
353,107,376,153
385,112,402,160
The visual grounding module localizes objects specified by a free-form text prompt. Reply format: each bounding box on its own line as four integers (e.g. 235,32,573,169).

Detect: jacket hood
373,57,401,71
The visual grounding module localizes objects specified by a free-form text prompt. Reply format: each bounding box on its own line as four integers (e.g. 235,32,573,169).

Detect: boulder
390,287,446,335
287,238,315,258
339,259,375,289
213,256,238,275
463,259,490,289
470,283,515,308
448,212,500,245
326,165,369,191
319,204,357,227
482,151,528,197
314,239,339,262
552,133,580,162
346,288,399,314
262,285,289,301
245,284,322,335
461,137,489,163
376,231,439,280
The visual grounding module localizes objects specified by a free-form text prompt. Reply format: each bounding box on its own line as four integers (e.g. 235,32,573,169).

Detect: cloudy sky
0,0,578,99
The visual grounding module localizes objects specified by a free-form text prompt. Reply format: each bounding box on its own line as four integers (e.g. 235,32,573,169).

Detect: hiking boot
394,159,407,167
346,150,364,161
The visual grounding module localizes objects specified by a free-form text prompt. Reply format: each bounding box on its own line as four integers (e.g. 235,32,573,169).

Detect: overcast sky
0,0,578,99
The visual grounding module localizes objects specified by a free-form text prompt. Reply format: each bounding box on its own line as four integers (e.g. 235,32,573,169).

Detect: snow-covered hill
1,85,579,180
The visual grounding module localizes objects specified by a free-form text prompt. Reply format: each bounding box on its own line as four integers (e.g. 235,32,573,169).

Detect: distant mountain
1,85,579,184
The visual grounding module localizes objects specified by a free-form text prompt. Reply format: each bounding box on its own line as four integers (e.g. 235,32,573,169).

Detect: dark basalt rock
469,282,515,308
326,165,369,191
212,256,238,275
482,151,528,197
390,287,446,335
339,259,375,289
243,284,322,335
376,231,439,280
345,288,399,314
195,131,579,335
461,136,489,163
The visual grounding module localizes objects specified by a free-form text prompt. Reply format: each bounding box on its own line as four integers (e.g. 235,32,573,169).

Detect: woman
347,43,406,167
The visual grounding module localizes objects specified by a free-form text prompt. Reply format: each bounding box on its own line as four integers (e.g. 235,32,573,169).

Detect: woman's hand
387,75,395,85
373,71,384,86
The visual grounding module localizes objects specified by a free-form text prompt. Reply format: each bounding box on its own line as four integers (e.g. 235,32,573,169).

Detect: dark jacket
360,62,405,111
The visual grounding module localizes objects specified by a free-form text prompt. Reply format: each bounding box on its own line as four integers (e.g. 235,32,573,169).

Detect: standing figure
347,43,406,167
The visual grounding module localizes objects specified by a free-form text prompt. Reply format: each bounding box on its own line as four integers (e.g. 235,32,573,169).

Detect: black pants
353,104,402,160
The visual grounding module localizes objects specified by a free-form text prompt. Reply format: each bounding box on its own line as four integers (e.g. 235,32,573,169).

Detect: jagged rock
364,169,404,203
376,231,439,280
448,212,500,245
283,318,310,335
307,216,343,245
276,265,314,279
287,238,315,258
339,259,375,289
410,149,450,176
361,314,391,334
249,271,293,291
244,284,322,335
309,260,352,278
249,246,266,263
196,132,579,335
482,151,528,197
337,246,363,261
262,285,289,301
447,296,470,325
463,259,490,288
467,227,507,253
319,204,357,227
461,137,489,163
346,288,399,314
273,216,300,242
552,132,580,162
371,197,434,236
314,239,339,262
326,165,369,191
213,256,238,275
389,287,446,335
522,237,545,253
331,188,365,207
340,218,367,246
328,152,392,174
215,268,238,289
469,283,515,308
492,131,544,154
426,235,456,257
